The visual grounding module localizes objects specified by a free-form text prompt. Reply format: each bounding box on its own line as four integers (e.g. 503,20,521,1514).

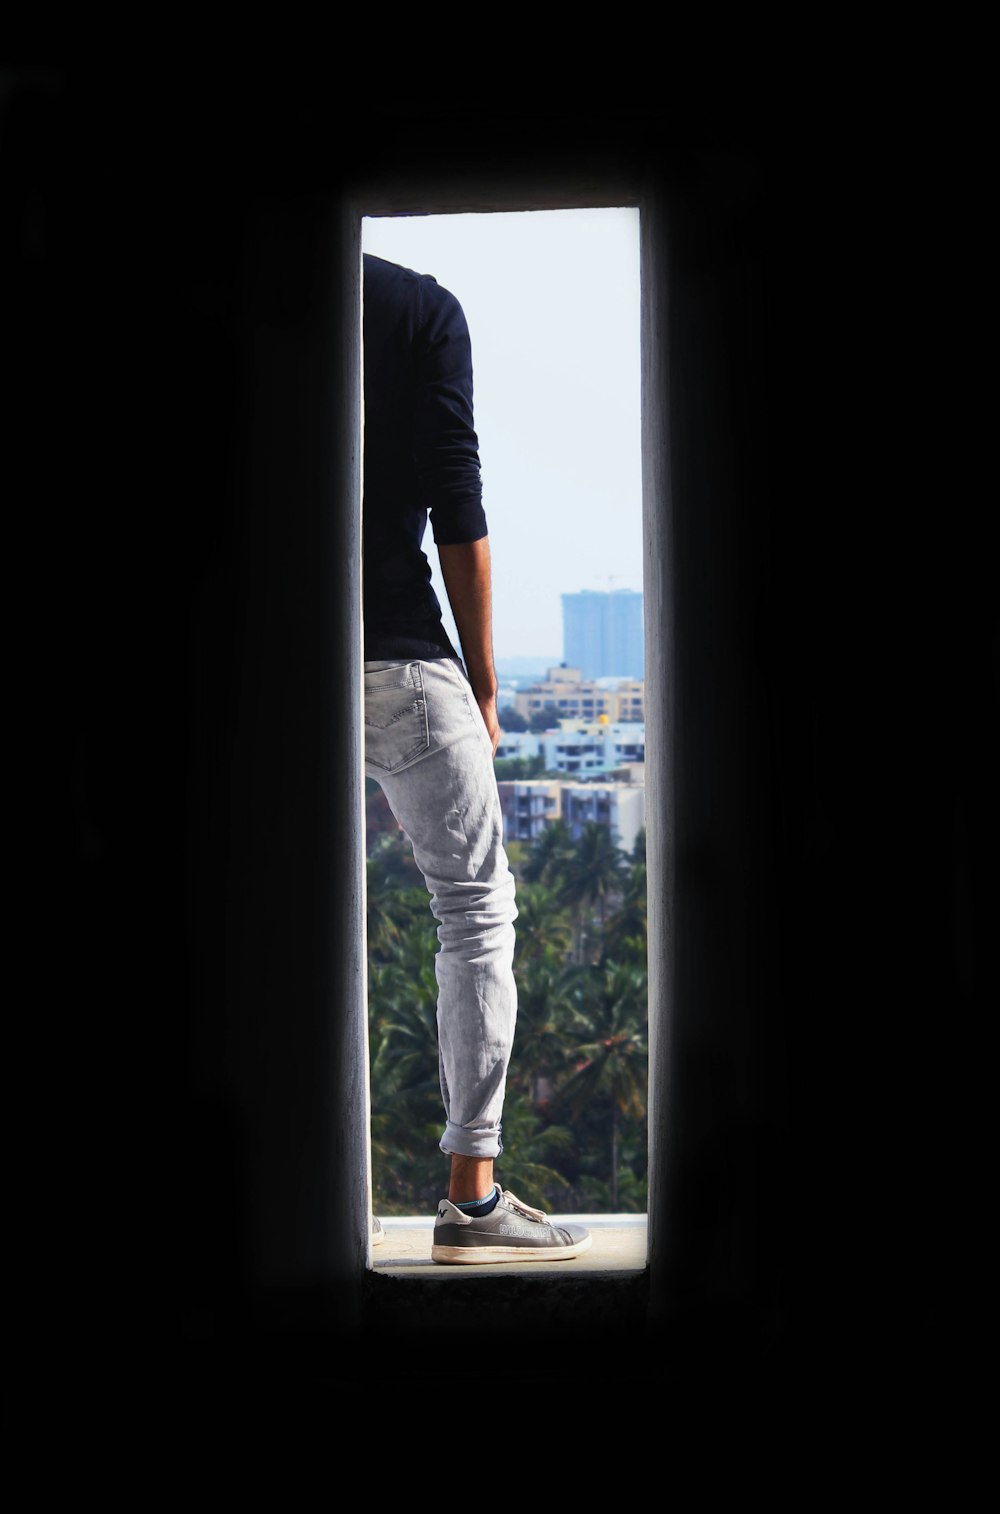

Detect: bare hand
476,693,502,757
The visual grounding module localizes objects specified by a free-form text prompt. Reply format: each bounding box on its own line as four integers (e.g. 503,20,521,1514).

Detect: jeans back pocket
363,663,430,773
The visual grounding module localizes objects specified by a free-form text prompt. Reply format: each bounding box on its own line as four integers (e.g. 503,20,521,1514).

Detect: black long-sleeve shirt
362,253,488,660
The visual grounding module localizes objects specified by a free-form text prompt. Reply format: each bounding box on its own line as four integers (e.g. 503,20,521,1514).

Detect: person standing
362,251,591,1264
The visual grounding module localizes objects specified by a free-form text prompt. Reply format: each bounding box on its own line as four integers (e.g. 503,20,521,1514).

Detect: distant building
496,720,645,776
496,776,645,854
496,780,561,843
614,679,645,722
562,588,644,679
545,722,645,775
512,666,644,724
561,782,646,855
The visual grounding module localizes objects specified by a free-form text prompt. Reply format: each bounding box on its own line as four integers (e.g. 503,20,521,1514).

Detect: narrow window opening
360,209,646,1268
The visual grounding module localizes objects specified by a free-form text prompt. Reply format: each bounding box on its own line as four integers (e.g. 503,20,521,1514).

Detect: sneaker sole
431,1233,593,1264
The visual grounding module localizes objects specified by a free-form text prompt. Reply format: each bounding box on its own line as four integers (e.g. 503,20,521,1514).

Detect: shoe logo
499,1222,545,1239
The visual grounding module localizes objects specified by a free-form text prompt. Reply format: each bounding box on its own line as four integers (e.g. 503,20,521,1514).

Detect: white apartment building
497,777,645,853
561,782,646,855
496,780,562,842
496,720,645,775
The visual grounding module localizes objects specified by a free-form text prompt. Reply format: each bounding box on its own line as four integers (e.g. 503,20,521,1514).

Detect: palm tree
603,859,647,966
521,818,574,887
366,815,650,1213
556,960,648,1209
558,822,628,963
508,945,588,1108
492,1088,579,1211
367,920,444,1211
366,830,428,961
511,880,574,965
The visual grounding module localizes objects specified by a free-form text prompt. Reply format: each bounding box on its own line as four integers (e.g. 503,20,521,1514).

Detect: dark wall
646,145,993,1374
5,74,991,1421
5,74,371,1418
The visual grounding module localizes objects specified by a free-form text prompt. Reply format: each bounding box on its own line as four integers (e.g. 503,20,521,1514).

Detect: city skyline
362,208,643,662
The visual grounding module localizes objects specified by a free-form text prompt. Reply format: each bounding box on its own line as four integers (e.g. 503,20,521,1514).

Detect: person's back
362,253,485,662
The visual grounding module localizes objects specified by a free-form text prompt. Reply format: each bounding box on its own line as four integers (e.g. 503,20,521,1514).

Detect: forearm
438,537,501,751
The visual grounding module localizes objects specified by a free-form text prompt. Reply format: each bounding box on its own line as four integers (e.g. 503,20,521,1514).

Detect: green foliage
511,882,574,963
520,818,574,886
603,861,647,963
556,821,629,963
493,753,546,780
366,790,649,1215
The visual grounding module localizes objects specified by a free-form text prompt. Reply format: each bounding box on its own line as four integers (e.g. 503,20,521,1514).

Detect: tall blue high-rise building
561,589,644,679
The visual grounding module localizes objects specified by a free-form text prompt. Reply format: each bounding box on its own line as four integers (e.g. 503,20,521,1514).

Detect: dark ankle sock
455,1184,500,1215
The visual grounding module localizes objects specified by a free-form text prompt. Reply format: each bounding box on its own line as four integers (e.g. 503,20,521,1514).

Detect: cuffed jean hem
439,1121,504,1161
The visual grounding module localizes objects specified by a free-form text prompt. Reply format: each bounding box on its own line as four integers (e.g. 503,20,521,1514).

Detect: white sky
362,208,642,667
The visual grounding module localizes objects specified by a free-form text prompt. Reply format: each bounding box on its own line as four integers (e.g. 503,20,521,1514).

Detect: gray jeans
364,657,518,1160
